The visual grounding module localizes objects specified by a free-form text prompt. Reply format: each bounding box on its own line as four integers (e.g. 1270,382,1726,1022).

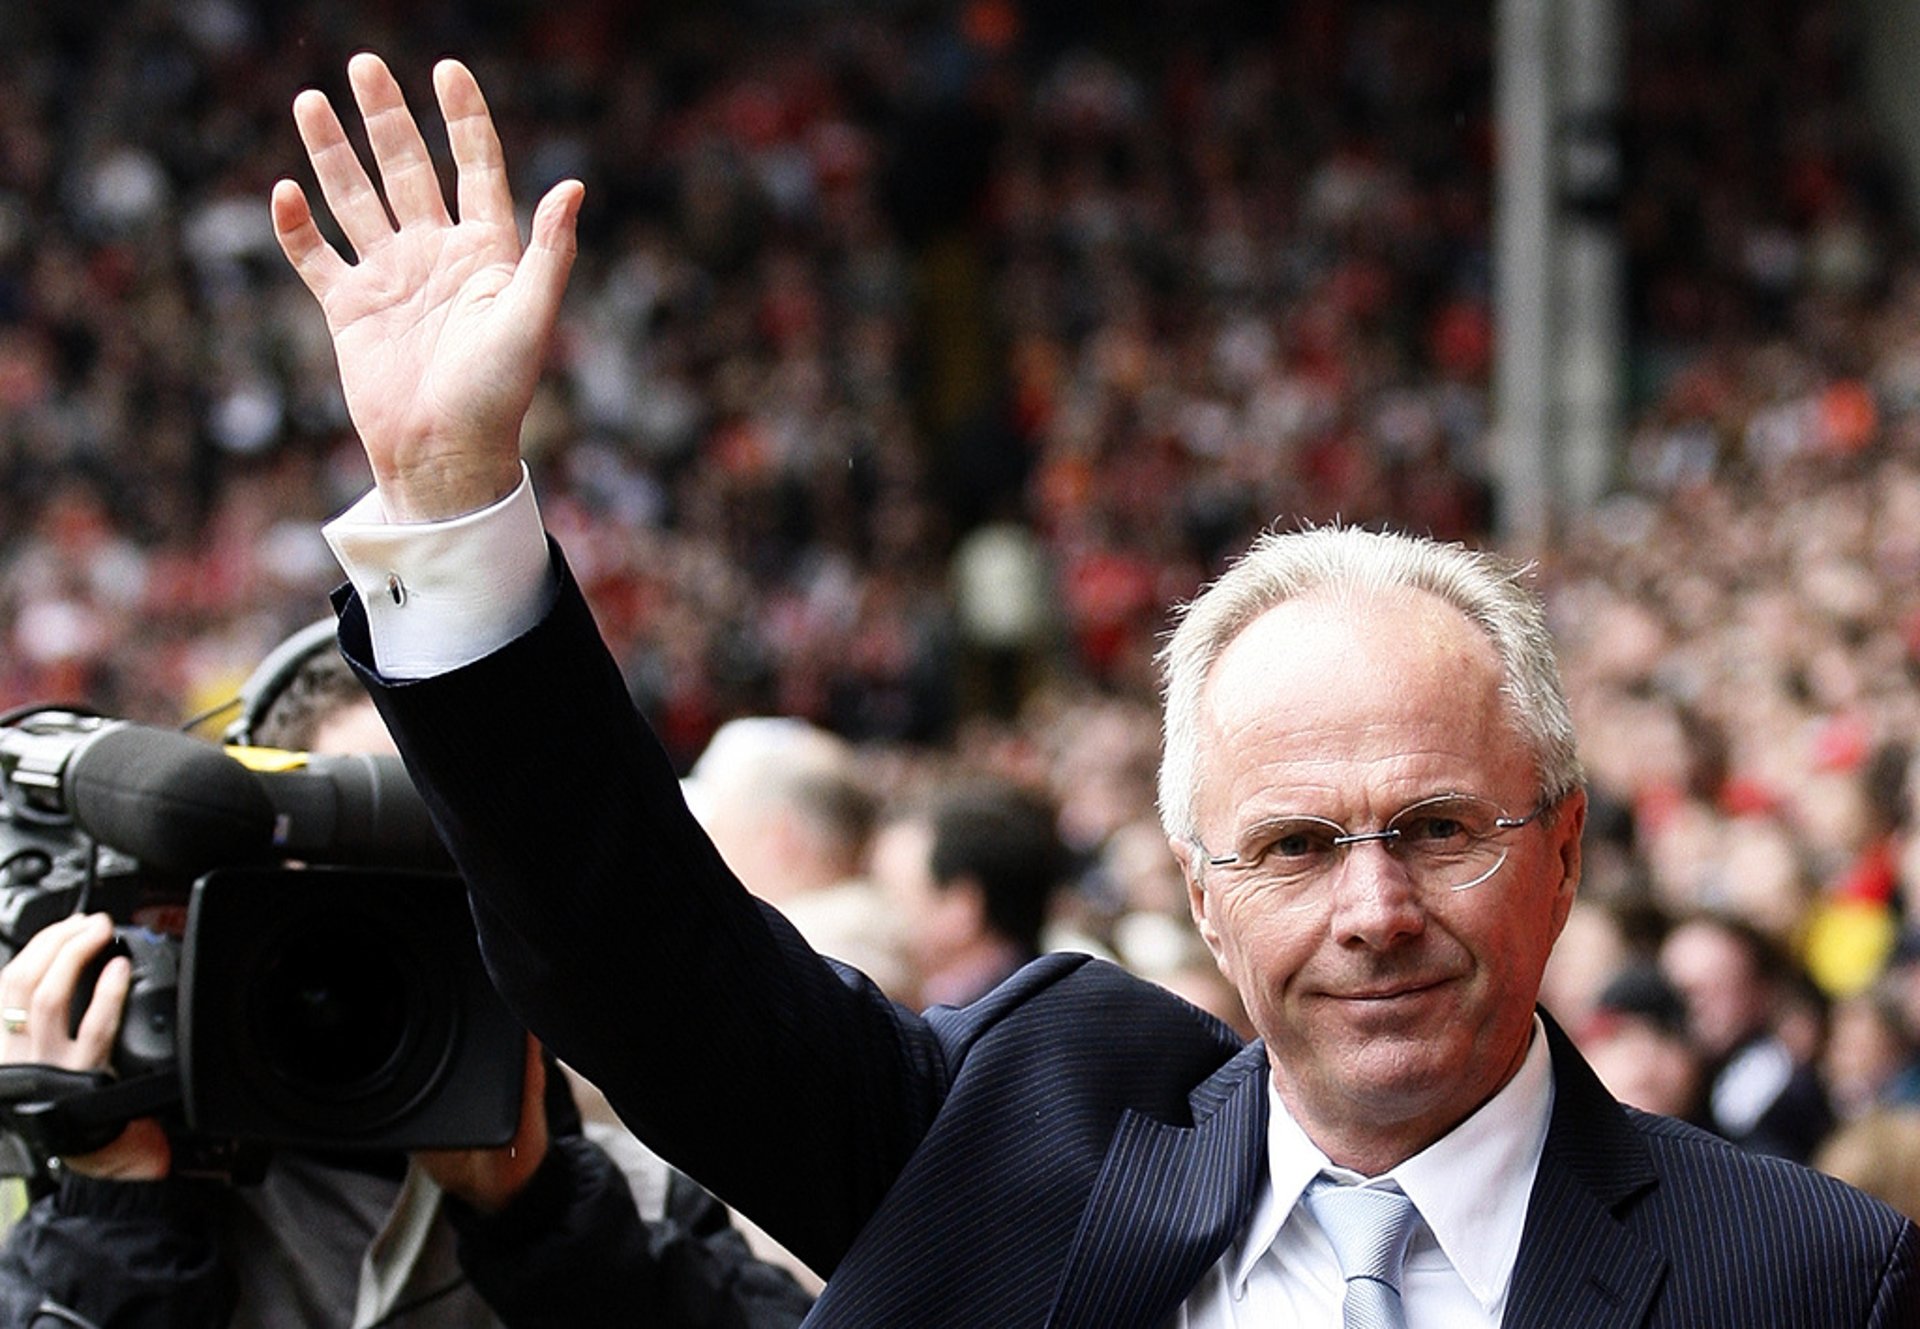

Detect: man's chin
1273,1054,1478,1169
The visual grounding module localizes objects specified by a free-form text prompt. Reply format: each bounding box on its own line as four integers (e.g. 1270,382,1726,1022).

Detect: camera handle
0,1064,181,1173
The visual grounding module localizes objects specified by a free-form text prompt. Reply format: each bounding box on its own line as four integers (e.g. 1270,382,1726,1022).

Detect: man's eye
1265,826,1336,860
1400,815,1468,844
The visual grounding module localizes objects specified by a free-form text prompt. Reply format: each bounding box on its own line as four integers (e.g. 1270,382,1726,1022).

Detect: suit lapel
1505,1017,1668,1329
1042,1014,1671,1328
1047,1043,1269,1329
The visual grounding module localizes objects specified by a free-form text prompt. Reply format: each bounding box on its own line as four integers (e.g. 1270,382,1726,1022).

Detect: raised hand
272,54,584,522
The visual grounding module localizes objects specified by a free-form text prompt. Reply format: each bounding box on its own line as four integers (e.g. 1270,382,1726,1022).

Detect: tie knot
1305,1179,1418,1291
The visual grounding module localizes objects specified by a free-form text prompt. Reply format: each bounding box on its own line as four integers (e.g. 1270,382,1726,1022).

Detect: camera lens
252,923,411,1096
181,866,520,1149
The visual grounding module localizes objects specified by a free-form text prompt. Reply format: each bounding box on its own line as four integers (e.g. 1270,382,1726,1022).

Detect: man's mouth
1333,976,1452,1002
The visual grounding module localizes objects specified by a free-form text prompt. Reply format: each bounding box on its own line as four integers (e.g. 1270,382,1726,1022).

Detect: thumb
501,179,584,344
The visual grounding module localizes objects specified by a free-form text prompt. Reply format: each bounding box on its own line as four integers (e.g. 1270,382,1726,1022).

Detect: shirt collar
1231,1014,1556,1309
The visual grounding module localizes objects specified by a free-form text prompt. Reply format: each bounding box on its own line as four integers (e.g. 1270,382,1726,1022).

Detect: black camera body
0,708,523,1174
180,864,521,1149
74,925,178,1081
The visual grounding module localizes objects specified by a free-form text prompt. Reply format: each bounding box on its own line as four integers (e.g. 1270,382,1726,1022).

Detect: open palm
273,55,582,521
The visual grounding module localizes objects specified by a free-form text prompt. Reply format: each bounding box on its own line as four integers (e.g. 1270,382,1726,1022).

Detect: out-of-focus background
12,0,1920,1215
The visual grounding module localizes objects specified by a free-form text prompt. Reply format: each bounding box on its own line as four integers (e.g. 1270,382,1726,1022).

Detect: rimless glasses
1194,792,1553,911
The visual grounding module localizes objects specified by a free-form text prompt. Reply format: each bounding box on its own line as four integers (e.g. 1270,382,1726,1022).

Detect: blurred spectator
680,715,908,998
1538,899,1635,1034
1575,964,1707,1124
1816,1110,1920,1225
869,776,1066,1008
1824,980,1920,1120
1775,963,1835,1075
1660,912,1836,1162
1883,935,1920,1062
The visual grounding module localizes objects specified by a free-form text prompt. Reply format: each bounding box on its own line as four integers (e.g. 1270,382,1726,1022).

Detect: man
681,716,906,1001
275,54,1918,1325
0,631,813,1327
1572,964,1707,1124
1659,911,1835,1161
868,778,1065,1008
676,714,900,1290
681,717,875,911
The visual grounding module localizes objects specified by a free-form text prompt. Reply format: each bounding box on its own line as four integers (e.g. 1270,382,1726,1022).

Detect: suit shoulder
924,954,1248,1117
1628,1106,1914,1250
952,953,1239,1038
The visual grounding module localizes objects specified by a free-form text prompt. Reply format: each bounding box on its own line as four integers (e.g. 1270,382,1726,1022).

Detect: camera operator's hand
415,1034,549,1213
0,913,170,1181
271,53,583,523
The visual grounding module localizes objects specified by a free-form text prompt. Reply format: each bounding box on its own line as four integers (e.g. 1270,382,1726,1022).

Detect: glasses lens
1251,817,1346,906
1383,794,1509,892
1217,794,1529,911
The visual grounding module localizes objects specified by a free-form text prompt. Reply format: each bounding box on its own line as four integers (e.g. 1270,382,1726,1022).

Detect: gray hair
682,716,876,861
1155,525,1583,841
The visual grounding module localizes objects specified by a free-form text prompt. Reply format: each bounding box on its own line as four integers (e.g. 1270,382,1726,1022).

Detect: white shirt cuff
322,465,555,678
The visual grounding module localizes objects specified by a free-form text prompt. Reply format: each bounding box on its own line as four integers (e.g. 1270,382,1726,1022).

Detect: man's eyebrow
1217,810,1339,854
1227,791,1484,842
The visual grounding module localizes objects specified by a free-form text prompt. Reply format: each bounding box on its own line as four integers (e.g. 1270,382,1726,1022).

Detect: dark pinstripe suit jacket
342,556,1920,1328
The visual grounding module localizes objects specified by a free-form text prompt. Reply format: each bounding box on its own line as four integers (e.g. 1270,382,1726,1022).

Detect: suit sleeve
1866,1218,1920,1328
338,556,950,1279
0,1175,231,1328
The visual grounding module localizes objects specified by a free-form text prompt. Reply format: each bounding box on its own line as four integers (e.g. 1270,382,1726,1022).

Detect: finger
520,1035,546,1126
348,51,451,230
28,917,115,1050
498,180,584,347
0,914,106,1013
505,1036,549,1176
292,84,394,258
434,59,515,230
70,955,130,1069
271,179,353,299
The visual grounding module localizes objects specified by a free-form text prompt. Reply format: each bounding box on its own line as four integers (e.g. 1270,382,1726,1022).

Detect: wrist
62,1119,172,1182
373,451,523,524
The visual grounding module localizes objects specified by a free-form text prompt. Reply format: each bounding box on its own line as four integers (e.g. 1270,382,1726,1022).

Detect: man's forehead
1206,587,1500,707
1193,588,1523,804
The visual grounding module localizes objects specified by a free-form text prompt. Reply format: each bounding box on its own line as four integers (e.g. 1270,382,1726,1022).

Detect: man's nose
1325,841,1427,948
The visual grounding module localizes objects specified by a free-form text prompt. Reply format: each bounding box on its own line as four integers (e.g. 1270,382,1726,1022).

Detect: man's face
311,699,398,759
1176,588,1584,1170
1658,922,1765,1060
870,817,973,974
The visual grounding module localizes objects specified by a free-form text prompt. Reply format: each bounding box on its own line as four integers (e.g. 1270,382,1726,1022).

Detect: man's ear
1547,788,1588,937
1170,836,1229,971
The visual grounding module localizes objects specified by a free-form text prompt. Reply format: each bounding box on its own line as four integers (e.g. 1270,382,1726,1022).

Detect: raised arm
271,53,582,521
279,55,951,1280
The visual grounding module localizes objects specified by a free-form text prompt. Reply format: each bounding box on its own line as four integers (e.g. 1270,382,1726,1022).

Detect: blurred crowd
10,0,1920,1223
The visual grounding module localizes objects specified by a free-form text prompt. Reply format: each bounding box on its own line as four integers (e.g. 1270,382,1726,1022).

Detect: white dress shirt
325,475,1558,1328
1176,1016,1555,1328
323,468,553,677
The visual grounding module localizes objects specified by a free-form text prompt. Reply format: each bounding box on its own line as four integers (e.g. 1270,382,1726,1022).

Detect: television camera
0,704,523,1180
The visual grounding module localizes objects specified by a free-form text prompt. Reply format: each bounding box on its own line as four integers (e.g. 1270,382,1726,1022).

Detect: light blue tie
1304,1178,1418,1329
